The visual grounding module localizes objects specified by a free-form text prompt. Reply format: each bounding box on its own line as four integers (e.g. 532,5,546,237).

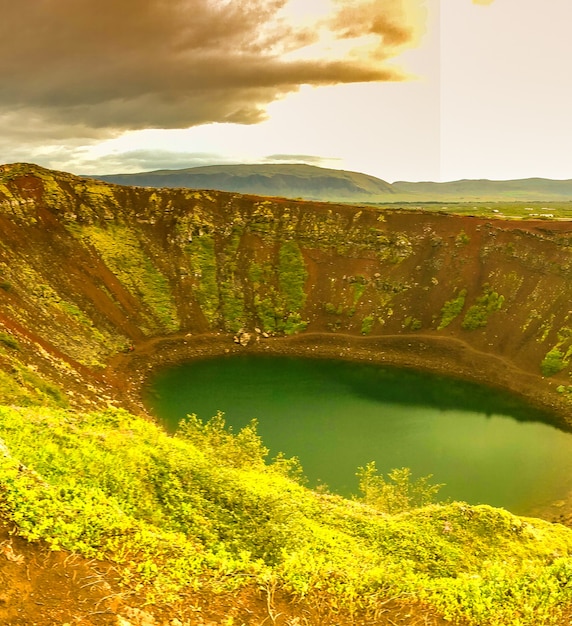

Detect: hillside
393,177,572,201
1,162,572,624
94,163,397,203
92,163,572,203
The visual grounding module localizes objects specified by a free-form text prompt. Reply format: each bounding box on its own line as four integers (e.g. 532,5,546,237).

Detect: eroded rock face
1,163,572,416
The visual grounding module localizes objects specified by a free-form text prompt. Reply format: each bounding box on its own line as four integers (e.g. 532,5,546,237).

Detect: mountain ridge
91,163,572,202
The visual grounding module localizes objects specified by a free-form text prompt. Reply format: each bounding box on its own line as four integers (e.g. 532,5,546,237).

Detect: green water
145,355,572,514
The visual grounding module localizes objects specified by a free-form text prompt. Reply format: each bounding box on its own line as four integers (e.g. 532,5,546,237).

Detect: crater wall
1,163,572,420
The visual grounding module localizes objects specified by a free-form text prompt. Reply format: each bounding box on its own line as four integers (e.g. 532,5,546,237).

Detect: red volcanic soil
0,512,464,626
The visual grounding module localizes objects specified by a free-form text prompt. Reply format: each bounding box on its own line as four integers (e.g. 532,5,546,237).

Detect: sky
0,0,570,183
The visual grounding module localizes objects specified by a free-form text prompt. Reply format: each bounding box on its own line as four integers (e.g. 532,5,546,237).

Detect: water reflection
146,355,572,515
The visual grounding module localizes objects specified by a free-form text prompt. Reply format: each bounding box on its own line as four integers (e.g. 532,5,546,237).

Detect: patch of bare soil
0,512,468,626
0,515,120,625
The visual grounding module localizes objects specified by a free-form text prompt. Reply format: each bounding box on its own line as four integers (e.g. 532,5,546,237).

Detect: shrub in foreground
0,406,571,624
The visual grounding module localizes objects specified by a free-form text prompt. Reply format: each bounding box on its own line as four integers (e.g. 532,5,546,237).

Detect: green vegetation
1,406,572,624
95,165,572,214
361,315,374,335
282,312,308,335
324,302,344,316
455,230,470,246
347,276,367,317
541,348,568,377
539,327,572,377
186,235,308,335
278,241,307,312
249,262,281,332
352,278,367,305
0,259,126,366
438,289,467,330
277,241,308,335
379,233,413,264
219,229,246,332
0,366,67,408
0,332,19,350
404,316,422,331
357,462,442,514
58,300,129,361
4,164,572,624
77,225,180,333
186,234,220,326
462,287,505,330
371,201,572,220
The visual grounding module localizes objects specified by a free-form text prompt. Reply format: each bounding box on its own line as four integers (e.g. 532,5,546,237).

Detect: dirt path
107,330,572,431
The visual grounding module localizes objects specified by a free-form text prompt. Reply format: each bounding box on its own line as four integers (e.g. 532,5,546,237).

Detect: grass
455,230,470,246
185,235,309,336
278,241,308,313
0,332,19,351
4,163,572,622
541,348,568,377
219,230,246,333
77,225,180,333
0,366,67,408
247,244,309,335
462,286,505,330
404,316,422,331
249,263,281,333
0,258,127,366
361,315,374,335
0,405,572,624
186,234,220,326
438,289,467,330
370,201,572,220
277,241,308,334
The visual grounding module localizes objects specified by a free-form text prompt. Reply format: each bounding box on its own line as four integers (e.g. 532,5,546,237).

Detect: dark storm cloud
0,0,422,138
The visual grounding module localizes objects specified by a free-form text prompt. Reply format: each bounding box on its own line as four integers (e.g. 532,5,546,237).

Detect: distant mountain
391,178,572,202
92,164,572,203
93,164,396,202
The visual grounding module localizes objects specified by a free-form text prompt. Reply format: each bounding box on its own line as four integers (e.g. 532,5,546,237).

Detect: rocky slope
2,162,572,422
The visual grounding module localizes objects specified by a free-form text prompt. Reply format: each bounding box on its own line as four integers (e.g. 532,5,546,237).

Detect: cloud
8,147,239,176
82,150,239,174
0,0,423,149
88,151,343,174
16,147,342,176
263,154,342,166
83,151,342,175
